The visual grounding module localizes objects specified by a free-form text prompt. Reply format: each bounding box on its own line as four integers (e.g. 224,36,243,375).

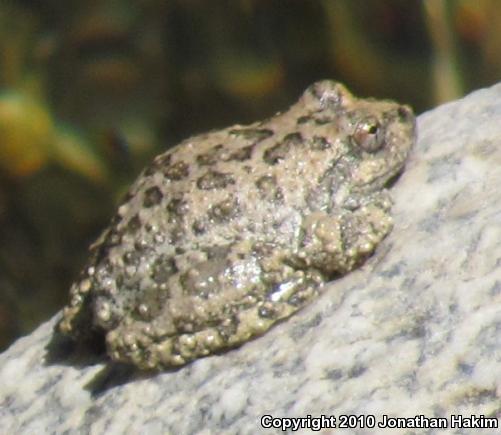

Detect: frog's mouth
383,165,406,190
370,131,415,192
352,157,409,194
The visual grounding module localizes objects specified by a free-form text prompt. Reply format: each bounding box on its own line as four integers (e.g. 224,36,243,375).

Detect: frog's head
301,80,416,193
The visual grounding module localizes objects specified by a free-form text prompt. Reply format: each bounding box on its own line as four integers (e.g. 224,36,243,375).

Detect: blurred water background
0,0,499,350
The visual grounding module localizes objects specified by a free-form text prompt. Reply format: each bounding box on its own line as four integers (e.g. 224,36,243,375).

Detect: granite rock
1,84,501,435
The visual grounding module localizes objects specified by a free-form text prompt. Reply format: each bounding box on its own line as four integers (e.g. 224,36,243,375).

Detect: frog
58,80,415,370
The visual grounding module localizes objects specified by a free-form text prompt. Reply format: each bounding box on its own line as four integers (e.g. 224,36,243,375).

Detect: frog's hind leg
104,242,326,370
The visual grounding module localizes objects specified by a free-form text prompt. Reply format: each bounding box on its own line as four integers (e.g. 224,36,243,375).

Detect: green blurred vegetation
0,0,499,351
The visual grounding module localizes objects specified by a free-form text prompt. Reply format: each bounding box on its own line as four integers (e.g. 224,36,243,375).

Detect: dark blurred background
0,0,499,351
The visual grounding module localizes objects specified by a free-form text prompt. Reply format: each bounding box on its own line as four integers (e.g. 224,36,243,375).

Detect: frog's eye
352,117,384,152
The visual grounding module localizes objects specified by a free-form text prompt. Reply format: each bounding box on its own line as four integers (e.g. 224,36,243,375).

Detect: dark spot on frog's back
229,128,273,142
309,135,332,150
197,143,255,166
208,195,240,222
144,153,172,176
263,132,303,165
163,161,189,181
228,145,254,162
297,115,313,124
314,116,335,125
151,255,178,284
197,170,235,190
196,144,224,166
255,175,283,202
123,250,141,265
192,219,207,235
167,197,189,218
298,114,335,126
143,186,163,207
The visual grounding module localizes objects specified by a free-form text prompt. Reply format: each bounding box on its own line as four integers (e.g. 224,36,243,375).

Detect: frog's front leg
297,190,394,276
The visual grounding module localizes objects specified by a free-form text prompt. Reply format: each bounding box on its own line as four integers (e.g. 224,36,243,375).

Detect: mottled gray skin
58,81,415,370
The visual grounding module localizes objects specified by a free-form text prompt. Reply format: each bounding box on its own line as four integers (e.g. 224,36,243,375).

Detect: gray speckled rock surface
1,84,501,435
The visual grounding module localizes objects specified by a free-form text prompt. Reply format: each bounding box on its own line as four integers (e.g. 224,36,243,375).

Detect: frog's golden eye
353,117,384,152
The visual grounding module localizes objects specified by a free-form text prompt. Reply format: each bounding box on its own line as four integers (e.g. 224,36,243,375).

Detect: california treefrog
58,81,415,369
